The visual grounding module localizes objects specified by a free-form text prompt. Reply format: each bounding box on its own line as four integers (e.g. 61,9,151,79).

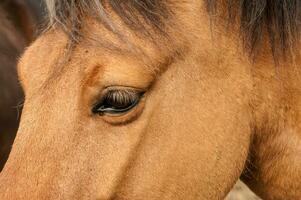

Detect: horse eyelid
92,90,144,115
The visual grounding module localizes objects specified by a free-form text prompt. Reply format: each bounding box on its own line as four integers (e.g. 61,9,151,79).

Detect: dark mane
46,0,300,60
46,0,168,38
207,0,300,60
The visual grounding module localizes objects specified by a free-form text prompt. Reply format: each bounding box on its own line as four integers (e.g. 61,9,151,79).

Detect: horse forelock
45,0,168,41
207,0,301,61
45,0,300,61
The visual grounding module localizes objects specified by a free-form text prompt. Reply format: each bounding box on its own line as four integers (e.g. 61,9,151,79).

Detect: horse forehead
20,17,184,96
19,30,69,80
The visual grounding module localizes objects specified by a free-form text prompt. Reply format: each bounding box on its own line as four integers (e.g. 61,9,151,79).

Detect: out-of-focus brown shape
226,181,261,200
0,0,44,171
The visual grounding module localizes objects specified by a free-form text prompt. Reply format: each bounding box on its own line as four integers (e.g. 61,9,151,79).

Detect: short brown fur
0,1,300,200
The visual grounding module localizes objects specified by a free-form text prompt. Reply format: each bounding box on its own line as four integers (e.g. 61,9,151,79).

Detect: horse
0,0,44,170
0,0,300,199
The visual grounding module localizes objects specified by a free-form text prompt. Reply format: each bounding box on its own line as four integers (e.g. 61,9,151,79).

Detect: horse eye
92,89,144,116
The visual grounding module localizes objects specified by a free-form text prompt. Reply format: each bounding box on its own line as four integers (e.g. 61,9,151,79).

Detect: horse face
0,3,252,200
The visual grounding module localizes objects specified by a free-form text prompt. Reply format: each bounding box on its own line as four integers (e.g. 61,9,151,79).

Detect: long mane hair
46,0,300,60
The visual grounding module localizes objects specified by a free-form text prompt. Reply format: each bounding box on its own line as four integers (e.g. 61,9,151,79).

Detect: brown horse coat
0,1,300,199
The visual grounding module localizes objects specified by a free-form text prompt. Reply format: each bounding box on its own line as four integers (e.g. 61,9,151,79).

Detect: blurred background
0,0,260,199
0,0,45,170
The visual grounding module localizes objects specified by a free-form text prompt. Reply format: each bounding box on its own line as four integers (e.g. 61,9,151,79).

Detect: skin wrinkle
108,55,191,199
0,1,300,200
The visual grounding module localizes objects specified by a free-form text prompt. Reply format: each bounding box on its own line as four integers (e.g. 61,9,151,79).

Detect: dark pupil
93,90,141,115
